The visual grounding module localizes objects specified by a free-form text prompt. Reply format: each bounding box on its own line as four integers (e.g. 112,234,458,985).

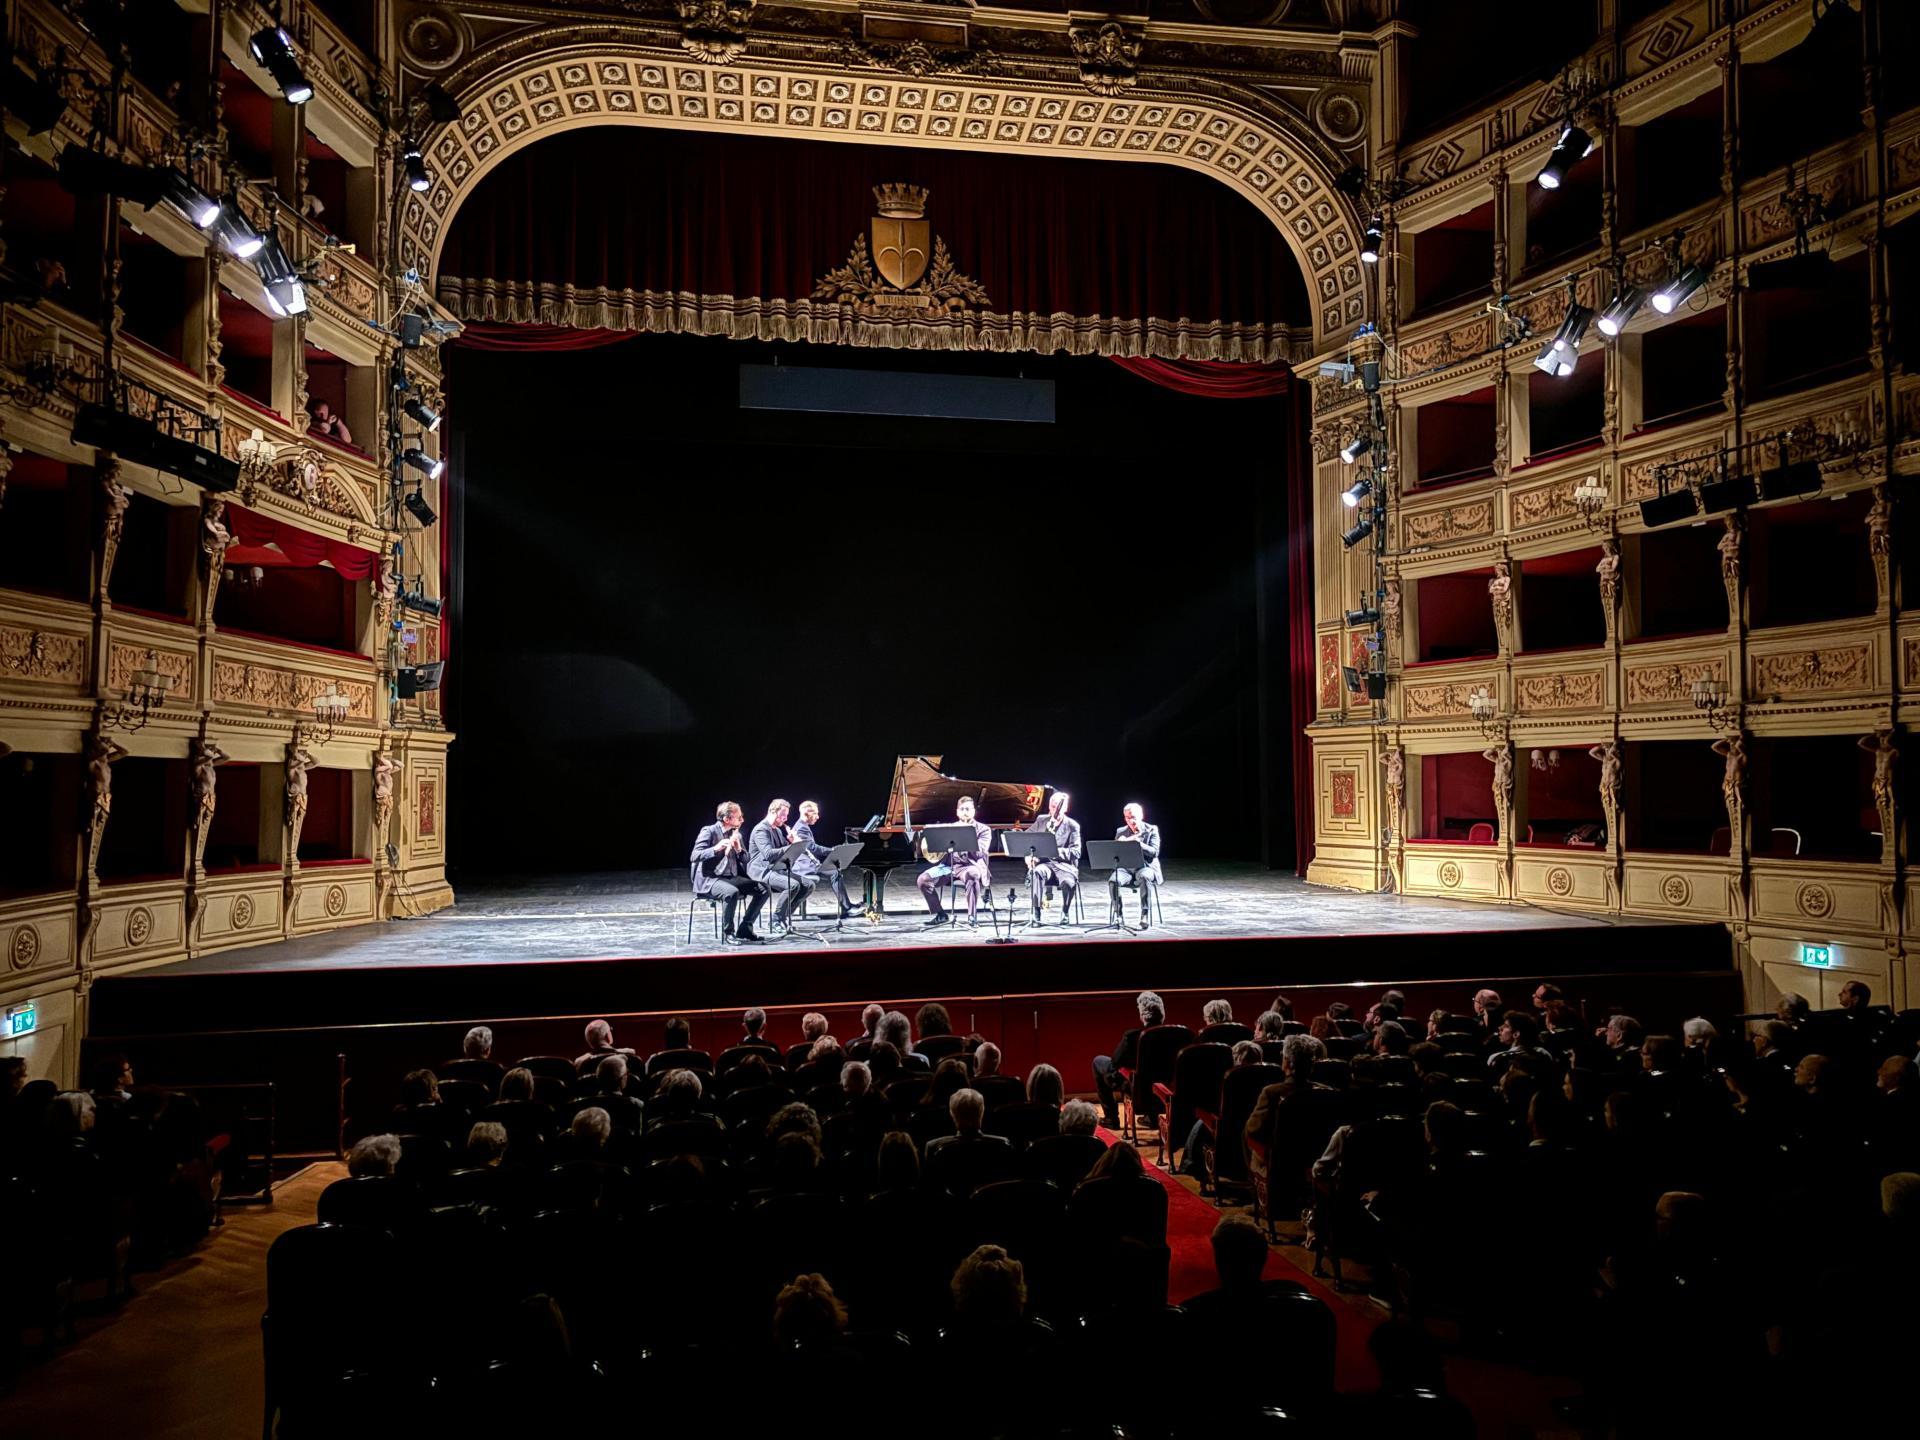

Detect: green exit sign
6,1004,35,1038
1800,943,1833,968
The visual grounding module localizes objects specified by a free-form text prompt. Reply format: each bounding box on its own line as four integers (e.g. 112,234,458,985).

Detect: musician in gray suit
748,797,813,926
1025,790,1082,923
690,800,767,943
1109,802,1163,928
794,799,861,919
916,794,994,927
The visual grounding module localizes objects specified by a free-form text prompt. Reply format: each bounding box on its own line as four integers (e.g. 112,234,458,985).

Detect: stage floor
153,861,1631,976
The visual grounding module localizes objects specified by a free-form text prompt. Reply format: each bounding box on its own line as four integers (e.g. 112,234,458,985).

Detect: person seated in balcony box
309,401,353,447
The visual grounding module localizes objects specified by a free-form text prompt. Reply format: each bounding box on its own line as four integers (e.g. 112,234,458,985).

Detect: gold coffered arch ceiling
397,34,1370,351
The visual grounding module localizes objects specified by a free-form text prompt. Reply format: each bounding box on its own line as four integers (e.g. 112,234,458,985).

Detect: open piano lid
881,755,1048,829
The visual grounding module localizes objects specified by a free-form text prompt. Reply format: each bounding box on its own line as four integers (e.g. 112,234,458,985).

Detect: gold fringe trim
435,277,1309,366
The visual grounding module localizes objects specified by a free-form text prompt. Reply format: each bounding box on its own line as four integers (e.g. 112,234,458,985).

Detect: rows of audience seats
1,1053,222,1373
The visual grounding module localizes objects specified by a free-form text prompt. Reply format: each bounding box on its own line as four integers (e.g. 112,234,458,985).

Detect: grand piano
845,755,1048,915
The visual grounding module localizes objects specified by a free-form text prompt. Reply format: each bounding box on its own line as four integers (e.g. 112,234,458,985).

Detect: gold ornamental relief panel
1400,497,1496,549
1622,860,1736,920
1749,868,1885,934
1624,657,1727,708
1748,643,1876,701
1621,441,1718,503
291,872,376,930
1402,847,1503,899
210,656,376,720
194,884,282,948
105,641,193,696
0,624,89,687
1509,475,1596,532
1514,669,1607,714
91,894,188,966
1400,676,1499,720
1514,854,1611,907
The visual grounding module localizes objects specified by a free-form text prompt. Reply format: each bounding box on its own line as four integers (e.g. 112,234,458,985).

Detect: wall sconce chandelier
1468,685,1501,738
1691,675,1738,732
107,649,176,732
310,681,351,740
237,427,277,481
1572,474,1608,524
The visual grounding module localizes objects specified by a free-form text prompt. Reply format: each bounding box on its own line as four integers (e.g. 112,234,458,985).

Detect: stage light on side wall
1341,476,1373,509
1638,486,1699,527
1361,216,1384,264
164,169,221,230
249,26,313,104
210,198,264,259
1597,287,1643,337
402,397,441,432
1651,262,1709,314
1536,122,1594,191
402,447,444,481
3,59,68,135
1341,514,1375,548
1340,433,1372,466
404,487,438,526
402,145,431,193
253,234,307,317
1758,457,1823,501
1698,471,1758,513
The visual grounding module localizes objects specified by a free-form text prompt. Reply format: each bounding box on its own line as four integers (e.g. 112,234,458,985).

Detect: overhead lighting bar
1638,486,1699,527
249,26,313,105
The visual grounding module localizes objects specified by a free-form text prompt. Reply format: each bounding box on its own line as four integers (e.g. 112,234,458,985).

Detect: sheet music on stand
769,838,823,944
818,842,869,931
920,823,984,858
1002,831,1059,862
1083,838,1147,936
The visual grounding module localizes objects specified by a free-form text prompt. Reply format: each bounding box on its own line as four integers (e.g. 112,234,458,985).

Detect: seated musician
1109,802,1164,928
690,800,767,944
794,799,861,920
748,798,812,927
916,795,994,927
1024,790,1082,923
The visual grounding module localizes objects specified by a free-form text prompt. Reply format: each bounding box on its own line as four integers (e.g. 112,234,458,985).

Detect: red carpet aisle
1114,1131,1383,1391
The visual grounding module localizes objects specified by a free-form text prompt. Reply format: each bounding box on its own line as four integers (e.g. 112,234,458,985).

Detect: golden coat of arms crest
812,185,990,313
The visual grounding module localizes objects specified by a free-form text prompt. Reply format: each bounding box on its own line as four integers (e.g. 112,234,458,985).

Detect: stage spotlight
403,397,442,432
404,487,438,526
1341,476,1373,509
397,662,444,699
249,26,313,104
4,60,69,135
57,145,168,207
1597,287,1643,337
1361,216,1384,264
1344,604,1381,627
1699,472,1758,513
1533,339,1576,378
1757,458,1823,501
1638,487,1699,527
1340,433,1372,465
402,447,444,481
163,169,221,229
1341,515,1375,549
1651,262,1709,314
253,234,306,317
1551,302,1594,354
1536,122,1594,191
419,83,464,124
399,588,444,617
210,199,264,259
402,145,430,193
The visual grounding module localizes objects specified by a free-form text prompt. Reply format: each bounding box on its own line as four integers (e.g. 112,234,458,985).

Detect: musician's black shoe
923,912,952,928
735,927,766,944
839,904,865,920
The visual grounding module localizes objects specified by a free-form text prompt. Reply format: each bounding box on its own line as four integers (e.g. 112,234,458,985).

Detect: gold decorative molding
1750,645,1872,698
0,626,87,683
8,924,40,970
105,642,191,695
211,659,376,720
1402,680,1483,718
1621,442,1715,502
1516,671,1604,712
1403,498,1495,547
1624,658,1722,707
1510,474,1589,530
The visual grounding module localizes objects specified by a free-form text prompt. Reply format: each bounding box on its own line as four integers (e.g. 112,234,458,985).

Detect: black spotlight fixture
1341,514,1375,549
1651,261,1709,314
163,169,221,230
399,588,444,618
1757,455,1823,502
402,144,430,193
419,82,464,124
402,397,442,432
249,25,313,104
1639,485,1700,528
398,312,428,348
56,145,168,207
4,59,69,135
397,662,444,699
402,447,444,481
1698,471,1758,513
253,234,307,317
1360,215,1384,265
404,487,438,527
1597,286,1643,337
1341,476,1373,510
1536,122,1594,191
207,195,264,259
1340,433,1372,466
1344,604,1381,628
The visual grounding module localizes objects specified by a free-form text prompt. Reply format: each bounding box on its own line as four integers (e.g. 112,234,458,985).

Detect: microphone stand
983,886,1018,944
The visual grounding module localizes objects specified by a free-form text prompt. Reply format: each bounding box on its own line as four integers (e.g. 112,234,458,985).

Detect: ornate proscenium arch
396,33,1370,350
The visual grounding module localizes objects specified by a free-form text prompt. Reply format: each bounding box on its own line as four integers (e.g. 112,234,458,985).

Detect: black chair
1198,1022,1256,1048
987,1101,1060,1150
972,1074,1027,1109
1208,1062,1287,1196
717,1043,783,1073
1151,1041,1233,1171
437,1058,503,1093
316,1175,421,1234
970,1179,1068,1309
686,892,724,943
918,1034,969,1063
923,1134,1017,1197
1177,1282,1337,1418
645,1048,714,1078
1025,1132,1109,1192
845,1188,970,1334
514,1056,578,1087
1121,1024,1195,1152
748,1191,847,1296
435,1078,492,1118
262,1224,412,1438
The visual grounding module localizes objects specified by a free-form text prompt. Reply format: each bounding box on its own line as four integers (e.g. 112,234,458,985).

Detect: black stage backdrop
444,333,1295,875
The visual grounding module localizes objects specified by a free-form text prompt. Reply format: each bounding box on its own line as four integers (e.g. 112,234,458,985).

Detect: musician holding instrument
916,794,994,927
690,800,768,944
1025,790,1082,923
1110,802,1164,929
795,799,862,920
748,798,813,927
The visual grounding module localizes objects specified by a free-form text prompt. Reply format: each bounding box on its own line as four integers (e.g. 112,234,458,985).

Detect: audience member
1092,990,1165,1129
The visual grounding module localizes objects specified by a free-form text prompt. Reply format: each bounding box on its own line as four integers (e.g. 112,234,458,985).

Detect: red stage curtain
452,323,639,353
435,126,1308,363
1108,355,1293,398
229,506,379,581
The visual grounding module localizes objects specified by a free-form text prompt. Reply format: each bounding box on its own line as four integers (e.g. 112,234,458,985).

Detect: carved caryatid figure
1380,745,1405,840
1867,485,1892,605
200,496,231,624
1488,561,1515,650
85,731,129,880
372,745,399,854
1596,540,1621,641
1483,740,1513,841
1712,733,1747,847
1859,729,1898,859
98,463,131,596
1381,577,1402,645
1588,739,1621,847
286,730,318,858
189,737,230,874
1717,515,1742,625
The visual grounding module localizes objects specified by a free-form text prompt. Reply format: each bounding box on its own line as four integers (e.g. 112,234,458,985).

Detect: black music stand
922,823,987,927
1085,837,1147,936
765,838,819,943
818,842,868,933
1003,830,1060,930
